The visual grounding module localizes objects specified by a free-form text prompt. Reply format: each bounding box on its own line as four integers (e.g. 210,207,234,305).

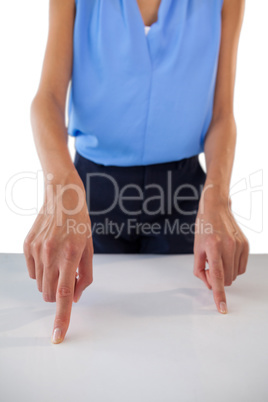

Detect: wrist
199,181,231,212
202,180,229,200
43,168,86,203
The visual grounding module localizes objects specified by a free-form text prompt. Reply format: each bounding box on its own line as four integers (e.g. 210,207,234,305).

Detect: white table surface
0,253,267,402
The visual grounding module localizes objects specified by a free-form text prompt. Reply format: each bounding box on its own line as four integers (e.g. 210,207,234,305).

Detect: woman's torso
67,0,224,166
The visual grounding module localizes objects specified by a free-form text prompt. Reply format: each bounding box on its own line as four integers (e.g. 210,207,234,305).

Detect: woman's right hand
23,171,94,344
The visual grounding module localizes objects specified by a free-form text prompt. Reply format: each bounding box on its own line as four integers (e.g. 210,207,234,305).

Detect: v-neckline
133,0,165,37
126,0,175,68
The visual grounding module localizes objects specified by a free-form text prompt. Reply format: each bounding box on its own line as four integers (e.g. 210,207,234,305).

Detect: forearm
202,115,237,203
30,91,80,185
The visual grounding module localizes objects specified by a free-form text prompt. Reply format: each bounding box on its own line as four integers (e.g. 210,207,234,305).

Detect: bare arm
30,0,80,186
194,0,249,314
24,0,93,345
203,0,246,198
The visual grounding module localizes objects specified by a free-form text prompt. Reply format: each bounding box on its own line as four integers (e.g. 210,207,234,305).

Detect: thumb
73,243,93,303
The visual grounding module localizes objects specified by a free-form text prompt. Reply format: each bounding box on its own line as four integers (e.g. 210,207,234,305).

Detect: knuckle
210,257,221,267
43,253,55,269
32,240,41,254
234,235,242,246
214,291,225,300
54,316,69,327
43,239,55,256
43,262,54,272
212,268,224,280
64,242,80,260
226,236,236,251
43,258,53,270
206,235,221,250
57,286,72,298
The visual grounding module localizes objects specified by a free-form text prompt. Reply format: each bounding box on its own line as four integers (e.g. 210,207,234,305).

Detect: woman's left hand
193,193,250,314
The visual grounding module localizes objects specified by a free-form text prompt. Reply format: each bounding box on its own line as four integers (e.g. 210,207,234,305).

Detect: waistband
74,150,199,172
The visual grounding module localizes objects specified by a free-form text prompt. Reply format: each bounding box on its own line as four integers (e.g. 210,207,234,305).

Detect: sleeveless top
67,0,224,166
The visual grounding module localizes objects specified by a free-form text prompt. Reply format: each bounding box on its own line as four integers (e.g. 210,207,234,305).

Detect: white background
0,0,267,253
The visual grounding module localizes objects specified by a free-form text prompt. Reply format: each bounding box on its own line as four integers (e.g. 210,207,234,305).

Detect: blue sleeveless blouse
67,0,223,166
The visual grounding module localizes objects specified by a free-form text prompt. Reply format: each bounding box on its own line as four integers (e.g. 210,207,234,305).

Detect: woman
23,0,249,344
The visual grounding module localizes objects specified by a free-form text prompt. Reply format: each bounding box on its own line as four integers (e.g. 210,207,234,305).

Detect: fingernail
76,294,81,303
52,328,62,344
220,302,228,314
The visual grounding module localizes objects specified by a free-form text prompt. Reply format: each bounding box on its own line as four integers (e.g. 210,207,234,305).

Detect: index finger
51,266,76,344
206,247,228,314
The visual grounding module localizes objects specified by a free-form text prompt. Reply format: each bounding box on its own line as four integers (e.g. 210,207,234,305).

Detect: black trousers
74,151,206,254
